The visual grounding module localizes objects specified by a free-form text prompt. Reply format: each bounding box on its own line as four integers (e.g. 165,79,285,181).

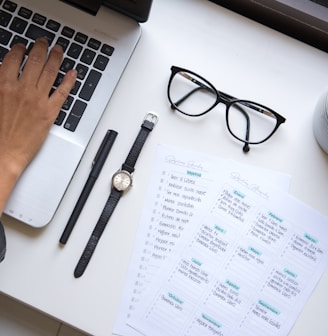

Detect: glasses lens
227,101,278,144
169,70,218,116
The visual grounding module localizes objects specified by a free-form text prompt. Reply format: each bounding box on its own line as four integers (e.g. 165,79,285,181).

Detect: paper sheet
126,146,328,336
113,144,291,336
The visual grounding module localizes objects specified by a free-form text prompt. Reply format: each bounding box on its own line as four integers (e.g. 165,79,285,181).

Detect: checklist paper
115,144,328,336
114,144,292,336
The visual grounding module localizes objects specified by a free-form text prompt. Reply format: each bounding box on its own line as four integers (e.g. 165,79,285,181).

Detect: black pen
59,130,118,244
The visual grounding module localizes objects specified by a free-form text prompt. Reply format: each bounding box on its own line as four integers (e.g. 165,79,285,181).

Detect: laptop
1,0,152,227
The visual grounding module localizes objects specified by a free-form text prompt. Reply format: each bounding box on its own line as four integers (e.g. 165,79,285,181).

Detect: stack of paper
114,144,328,336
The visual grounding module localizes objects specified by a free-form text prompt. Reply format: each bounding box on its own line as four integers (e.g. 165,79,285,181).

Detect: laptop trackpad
4,133,84,228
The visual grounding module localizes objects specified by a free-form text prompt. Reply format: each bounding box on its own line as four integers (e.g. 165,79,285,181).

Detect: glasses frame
167,65,286,152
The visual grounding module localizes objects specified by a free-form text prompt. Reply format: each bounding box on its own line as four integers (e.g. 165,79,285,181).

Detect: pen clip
93,130,111,167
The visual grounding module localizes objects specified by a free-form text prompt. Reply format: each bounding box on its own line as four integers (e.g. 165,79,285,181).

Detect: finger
37,44,64,93
49,69,77,112
0,43,26,81
19,38,49,85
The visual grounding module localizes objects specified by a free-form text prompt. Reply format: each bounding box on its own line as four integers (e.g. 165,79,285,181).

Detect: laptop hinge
60,0,102,16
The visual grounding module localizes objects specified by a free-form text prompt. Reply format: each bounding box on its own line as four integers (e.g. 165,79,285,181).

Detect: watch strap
74,112,158,277
122,112,158,173
74,188,122,278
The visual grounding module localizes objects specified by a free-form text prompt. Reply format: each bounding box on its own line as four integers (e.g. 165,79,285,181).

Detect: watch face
112,170,132,191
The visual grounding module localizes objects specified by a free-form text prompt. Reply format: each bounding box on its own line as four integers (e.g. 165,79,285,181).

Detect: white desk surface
1,0,328,335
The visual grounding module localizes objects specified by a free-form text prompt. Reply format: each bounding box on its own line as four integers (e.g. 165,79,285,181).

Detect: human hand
0,38,77,214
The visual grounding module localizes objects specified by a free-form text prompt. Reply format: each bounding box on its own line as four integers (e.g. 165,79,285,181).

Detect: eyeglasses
167,66,286,153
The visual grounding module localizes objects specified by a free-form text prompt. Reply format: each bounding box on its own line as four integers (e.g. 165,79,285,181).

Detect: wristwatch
74,112,158,278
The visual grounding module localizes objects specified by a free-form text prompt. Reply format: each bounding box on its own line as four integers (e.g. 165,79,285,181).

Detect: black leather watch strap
74,188,122,278
74,112,158,277
122,112,158,173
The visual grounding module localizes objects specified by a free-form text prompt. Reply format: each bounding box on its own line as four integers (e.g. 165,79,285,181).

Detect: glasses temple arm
242,111,250,153
231,103,251,153
172,87,203,108
171,72,217,108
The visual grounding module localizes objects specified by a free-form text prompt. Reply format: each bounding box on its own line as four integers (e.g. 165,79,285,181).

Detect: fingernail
69,69,78,77
12,43,26,49
53,44,63,52
36,37,49,45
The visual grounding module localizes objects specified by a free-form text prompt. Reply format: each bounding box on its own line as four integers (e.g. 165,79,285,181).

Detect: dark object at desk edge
0,220,6,262
210,0,328,53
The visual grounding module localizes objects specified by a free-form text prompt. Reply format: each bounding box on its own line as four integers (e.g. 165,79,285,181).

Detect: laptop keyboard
0,0,114,132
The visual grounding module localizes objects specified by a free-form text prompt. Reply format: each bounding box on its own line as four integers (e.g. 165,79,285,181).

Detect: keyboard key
79,69,101,101
60,57,75,72
64,100,87,131
61,26,74,38
9,17,28,34
10,34,28,47
46,19,60,32
76,63,88,80
0,27,12,44
25,24,55,44
80,48,96,65
18,7,32,19
87,38,101,50
0,44,8,61
67,42,82,59
54,72,64,87
54,73,81,96
55,110,66,126
55,36,69,52
32,13,46,26
3,0,17,13
70,80,81,95
94,54,109,71
74,32,87,44
62,95,74,110
0,9,12,27
101,44,114,56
